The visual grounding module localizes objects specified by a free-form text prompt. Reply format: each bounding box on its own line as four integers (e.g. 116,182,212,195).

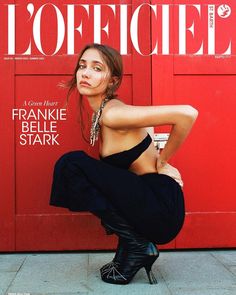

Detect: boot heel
144,256,158,284
145,268,157,284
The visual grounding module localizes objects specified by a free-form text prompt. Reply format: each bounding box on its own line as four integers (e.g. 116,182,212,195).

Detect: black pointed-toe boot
92,212,127,273
100,237,127,276
94,210,159,285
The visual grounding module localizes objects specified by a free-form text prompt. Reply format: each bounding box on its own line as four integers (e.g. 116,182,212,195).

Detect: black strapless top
99,133,152,169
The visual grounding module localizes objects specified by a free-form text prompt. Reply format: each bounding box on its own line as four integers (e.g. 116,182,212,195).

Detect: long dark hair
62,43,123,143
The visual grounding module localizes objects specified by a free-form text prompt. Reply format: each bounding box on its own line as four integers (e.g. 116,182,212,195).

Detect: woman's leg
94,209,159,285
51,150,185,244
59,151,162,234
92,210,127,271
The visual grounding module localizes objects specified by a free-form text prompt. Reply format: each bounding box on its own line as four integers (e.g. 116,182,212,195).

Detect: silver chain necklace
90,97,110,146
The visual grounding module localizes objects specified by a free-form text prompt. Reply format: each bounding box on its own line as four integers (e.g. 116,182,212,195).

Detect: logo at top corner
217,4,231,18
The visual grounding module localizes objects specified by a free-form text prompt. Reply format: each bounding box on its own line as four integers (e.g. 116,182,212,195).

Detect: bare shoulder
101,98,148,129
102,98,135,117
103,98,125,110
100,98,126,125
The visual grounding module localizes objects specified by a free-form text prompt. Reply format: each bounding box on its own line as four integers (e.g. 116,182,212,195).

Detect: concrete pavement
0,250,236,295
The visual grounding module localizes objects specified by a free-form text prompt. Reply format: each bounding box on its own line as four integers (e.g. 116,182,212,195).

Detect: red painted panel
152,0,236,248
174,75,236,213
174,55,236,75
176,213,236,248
0,0,15,251
4,0,235,251
11,0,152,251
0,60,15,251
16,214,117,251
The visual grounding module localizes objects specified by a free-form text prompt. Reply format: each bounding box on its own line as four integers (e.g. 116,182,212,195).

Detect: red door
0,0,152,251
1,0,236,252
152,0,236,248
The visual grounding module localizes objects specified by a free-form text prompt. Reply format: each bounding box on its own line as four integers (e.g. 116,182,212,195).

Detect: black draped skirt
49,150,185,244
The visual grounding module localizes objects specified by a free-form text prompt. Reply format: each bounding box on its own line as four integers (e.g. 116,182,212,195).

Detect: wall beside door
1,0,236,252
0,0,153,252
152,0,236,248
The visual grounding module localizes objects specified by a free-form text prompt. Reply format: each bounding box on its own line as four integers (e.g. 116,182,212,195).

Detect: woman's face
76,48,111,98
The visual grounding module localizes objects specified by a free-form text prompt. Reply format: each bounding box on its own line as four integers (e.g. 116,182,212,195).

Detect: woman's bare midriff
99,125,159,175
129,148,158,175
129,151,157,175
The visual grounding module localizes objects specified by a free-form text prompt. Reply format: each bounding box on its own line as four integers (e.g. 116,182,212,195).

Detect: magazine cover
0,0,235,264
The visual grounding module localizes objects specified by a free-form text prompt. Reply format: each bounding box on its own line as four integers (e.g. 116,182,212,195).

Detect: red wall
152,0,236,248
0,0,235,252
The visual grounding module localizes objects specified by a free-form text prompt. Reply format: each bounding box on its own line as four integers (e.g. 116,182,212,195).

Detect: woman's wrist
156,156,167,170
160,159,167,167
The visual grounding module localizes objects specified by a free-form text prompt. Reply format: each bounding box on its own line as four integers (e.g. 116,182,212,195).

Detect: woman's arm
156,107,198,166
102,101,198,130
102,100,198,162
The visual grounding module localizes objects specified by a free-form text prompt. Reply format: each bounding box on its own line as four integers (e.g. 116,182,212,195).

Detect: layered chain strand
90,97,110,146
